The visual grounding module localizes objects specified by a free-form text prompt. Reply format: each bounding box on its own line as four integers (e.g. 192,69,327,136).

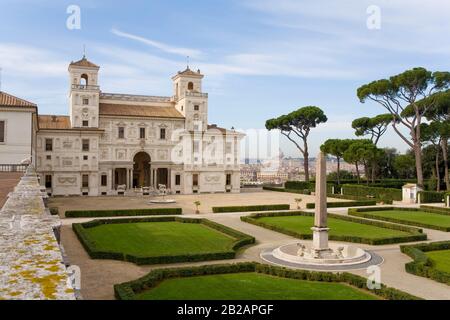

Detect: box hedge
419,205,450,216
341,184,402,202
212,204,290,213
65,207,182,218
114,262,421,300
348,206,450,232
241,211,426,245
418,191,445,204
400,241,450,285
73,216,255,265
305,200,376,209
285,181,313,190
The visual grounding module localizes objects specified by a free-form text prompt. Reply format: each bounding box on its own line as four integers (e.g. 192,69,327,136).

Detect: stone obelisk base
311,226,334,258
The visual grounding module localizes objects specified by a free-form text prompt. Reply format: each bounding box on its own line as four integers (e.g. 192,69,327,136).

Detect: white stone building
0,92,37,166
1,56,244,196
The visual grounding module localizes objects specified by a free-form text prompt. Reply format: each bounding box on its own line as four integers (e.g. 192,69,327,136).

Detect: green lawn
83,222,237,256
134,272,380,300
426,249,450,273
361,210,450,229
256,215,410,239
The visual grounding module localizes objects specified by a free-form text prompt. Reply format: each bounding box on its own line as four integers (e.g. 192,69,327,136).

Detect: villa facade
0,56,244,196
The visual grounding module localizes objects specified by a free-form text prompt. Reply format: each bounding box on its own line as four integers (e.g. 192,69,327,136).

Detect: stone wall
0,166,75,300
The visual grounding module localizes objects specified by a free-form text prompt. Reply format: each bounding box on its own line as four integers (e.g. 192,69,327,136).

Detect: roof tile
99,103,184,119
0,91,37,107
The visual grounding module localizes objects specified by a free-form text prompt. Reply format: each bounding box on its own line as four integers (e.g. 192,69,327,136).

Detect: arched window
187,82,194,90
80,74,89,86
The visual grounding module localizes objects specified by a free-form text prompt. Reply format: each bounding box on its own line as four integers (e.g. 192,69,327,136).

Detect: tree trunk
365,163,369,186
337,157,341,185
355,162,360,184
413,142,424,188
303,139,309,182
441,139,450,191
435,147,441,192
371,161,376,184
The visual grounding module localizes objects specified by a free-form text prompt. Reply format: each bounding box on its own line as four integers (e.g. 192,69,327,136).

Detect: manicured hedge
241,211,426,245
348,207,450,232
418,191,445,204
263,186,312,195
305,200,376,209
73,216,255,265
401,241,450,285
212,204,290,213
342,184,402,202
65,207,182,218
114,262,421,300
420,205,450,216
285,181,312,190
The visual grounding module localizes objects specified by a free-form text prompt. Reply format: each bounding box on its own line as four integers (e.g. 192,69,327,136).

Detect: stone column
112,168,115,190
311,151,331,254
108,169,113,191
130,168,134,188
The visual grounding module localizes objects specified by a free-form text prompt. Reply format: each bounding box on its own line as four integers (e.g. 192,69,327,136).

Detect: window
0,121,5,143
82,139,90,152
140,127,146,139
188,82,194,90
46,155,51,160
82,98,89,105
160,128,166,140
45,175,52,188
194,105,199,111
193,174,199,186
118,127,125,139
45,139,53,151
82,120,89,127
83,155,88,160
101,174,107,187
80,74,88,86
226,174,232,185
82,174,89,188
175,174,181,186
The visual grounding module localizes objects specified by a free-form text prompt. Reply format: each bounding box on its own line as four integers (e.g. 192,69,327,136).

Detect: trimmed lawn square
134,272,380,300
257,215,411,239
241,211,426,244
352,209,450,231
74,217,255,264
426,250,450,274
83,221,236,256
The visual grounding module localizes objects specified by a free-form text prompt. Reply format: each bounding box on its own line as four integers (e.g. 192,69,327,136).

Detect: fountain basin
271,242,371,266
148,199,176,204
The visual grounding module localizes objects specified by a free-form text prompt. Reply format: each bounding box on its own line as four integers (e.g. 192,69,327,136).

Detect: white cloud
111,28,203,58
0,43,66,77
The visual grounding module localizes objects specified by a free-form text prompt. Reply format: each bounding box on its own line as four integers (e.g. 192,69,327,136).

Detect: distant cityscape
240,154,361,185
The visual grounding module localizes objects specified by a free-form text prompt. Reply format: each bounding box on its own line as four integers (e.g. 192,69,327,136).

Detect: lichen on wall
0,166,76,300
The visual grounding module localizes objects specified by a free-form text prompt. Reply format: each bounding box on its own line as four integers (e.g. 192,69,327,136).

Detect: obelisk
311,152,332,257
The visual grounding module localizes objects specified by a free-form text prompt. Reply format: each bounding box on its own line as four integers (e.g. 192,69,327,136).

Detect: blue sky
1,0,450,157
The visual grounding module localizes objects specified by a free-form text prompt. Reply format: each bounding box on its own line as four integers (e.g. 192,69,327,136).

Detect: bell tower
68,56,100,128
172,67,208,132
